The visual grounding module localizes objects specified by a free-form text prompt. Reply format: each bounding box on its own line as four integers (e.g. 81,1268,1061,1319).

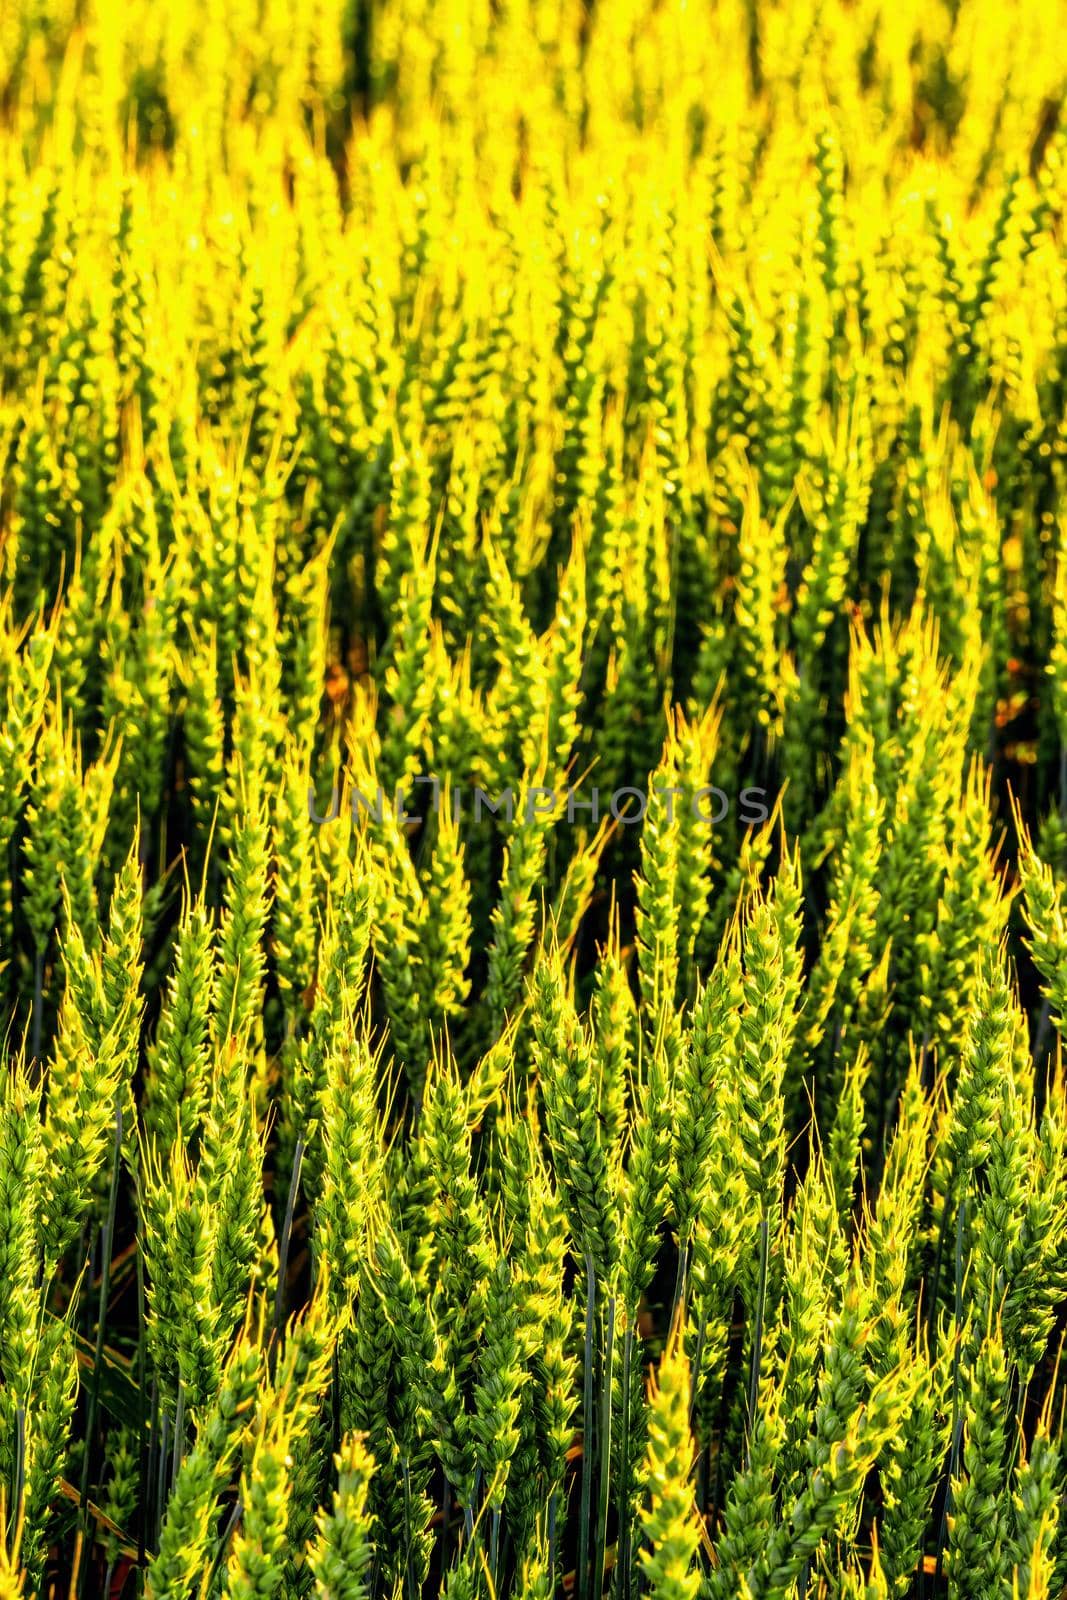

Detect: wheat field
0,0,1065,1594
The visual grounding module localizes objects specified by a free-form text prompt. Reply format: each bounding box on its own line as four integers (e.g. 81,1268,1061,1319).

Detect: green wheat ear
639,1326,703,1600
530,949,620,1285
144,887,216,1154
309,1434,377,1600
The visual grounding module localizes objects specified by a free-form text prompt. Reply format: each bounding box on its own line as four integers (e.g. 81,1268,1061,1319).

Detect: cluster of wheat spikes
0,0,1065,1595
